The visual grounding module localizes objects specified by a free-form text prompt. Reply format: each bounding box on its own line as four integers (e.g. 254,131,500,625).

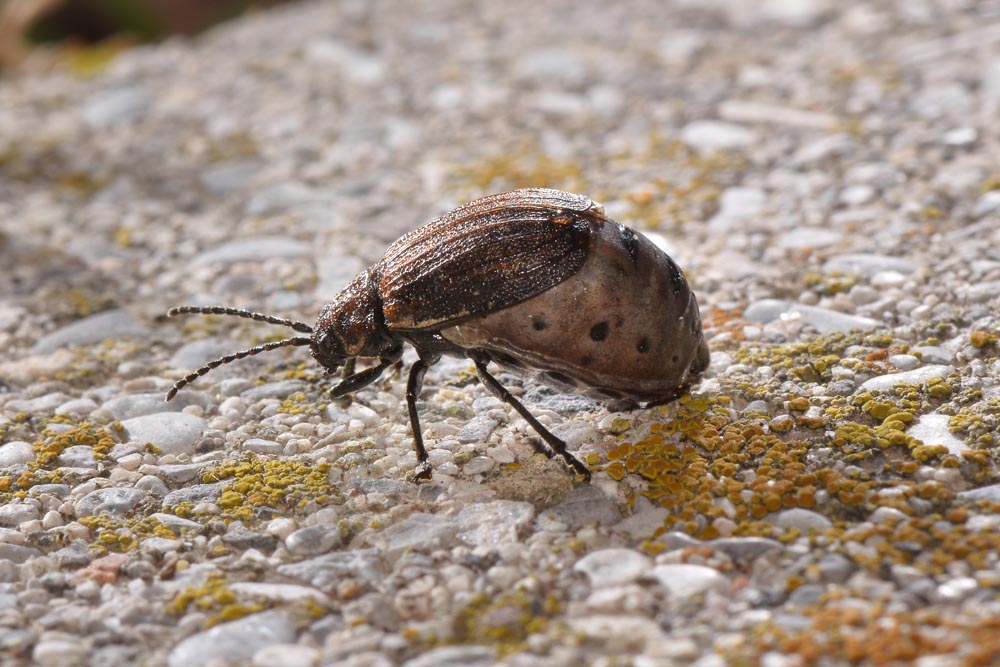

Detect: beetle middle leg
405,353,440,481
471,356,591,482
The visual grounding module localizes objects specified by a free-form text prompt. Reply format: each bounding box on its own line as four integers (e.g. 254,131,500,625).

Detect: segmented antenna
166,337,312,400
165,306,314,400
167,306,313,333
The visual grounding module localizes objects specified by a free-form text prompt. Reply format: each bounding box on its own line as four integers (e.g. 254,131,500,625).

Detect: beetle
165,188,709,481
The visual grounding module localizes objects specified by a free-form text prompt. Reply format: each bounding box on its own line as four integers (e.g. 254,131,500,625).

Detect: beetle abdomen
441,214,709,403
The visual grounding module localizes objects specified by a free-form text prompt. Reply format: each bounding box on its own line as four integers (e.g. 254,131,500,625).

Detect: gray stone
768,508,833,532
377,513,455,559
169,340,248,372
149,513,203,532
26,484,70,498
457,416,497,444
403,646,495,667
221,527,277,553
743,299,881,334
193,237,312,265
707,187,765,230
907,413,968,456
823,253,917,277
199,160,263,195
778,227,844,249
32,633,91,667
167,610,297,667
285,525,344,556
574,548,652,587
135,475,170,497
792,133,857,165
957,484,1000,502
315,252,366,296
277,549,385,589
240,380,310,401
681,120,755,151
347,478,413,497
245,182,332,216
0,543,44,564
31,310,150,354
0,441,34,467
710,537,784,561
54,398,98,416
120,412,205,456
656,531,701,551
82,87,148,128
162,482,226,507
787,583,824,607
543,485,621,527
859,365,954,392
227,582,327,604
651,564,727,598
56,446,98,468
912,346,953,365
974,190,1000,218
75,488,149,518
159,462,213,484
242,438,282,454
455,500,534,548
0,503,39,527
888,354,920,371
817,552,855,583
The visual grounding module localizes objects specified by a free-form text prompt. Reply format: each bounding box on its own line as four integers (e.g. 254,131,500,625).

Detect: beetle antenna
167,306,313,333
166,336,312,400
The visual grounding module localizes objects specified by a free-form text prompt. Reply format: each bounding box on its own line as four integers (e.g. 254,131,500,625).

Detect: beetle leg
330,358,395,397
405,354,439,481
472,357,591,482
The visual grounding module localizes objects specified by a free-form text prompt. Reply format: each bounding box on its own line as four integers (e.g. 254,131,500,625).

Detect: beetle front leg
472,357,591,482
330,357,395,397
405,354,439,481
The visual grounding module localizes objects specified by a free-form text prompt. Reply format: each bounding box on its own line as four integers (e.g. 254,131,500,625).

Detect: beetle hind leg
472,357,591,482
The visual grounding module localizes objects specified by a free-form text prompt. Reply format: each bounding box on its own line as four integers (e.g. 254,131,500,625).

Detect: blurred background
1,0,295,70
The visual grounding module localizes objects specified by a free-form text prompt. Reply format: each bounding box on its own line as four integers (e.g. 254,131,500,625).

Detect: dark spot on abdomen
531,317,548,331
581,355,593,366
636,337,650,354
590,321,610,341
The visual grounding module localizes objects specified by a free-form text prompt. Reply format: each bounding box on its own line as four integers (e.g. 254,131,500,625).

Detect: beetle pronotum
166,188,709,481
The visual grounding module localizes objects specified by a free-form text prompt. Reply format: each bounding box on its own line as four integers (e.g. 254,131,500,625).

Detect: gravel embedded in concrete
3,1,1000,665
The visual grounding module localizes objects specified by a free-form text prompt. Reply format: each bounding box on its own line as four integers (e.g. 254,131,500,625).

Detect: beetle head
310,326,349,373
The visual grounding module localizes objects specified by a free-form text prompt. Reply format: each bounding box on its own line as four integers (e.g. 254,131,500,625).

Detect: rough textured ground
3,1,1000,665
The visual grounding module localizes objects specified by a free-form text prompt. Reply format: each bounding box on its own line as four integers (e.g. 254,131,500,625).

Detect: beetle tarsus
412,460,433,482
472,356,591,483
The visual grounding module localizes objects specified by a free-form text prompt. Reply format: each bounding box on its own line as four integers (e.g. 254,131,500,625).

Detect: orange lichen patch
701,305,749,342
753,605,1000,667
72,553,130,585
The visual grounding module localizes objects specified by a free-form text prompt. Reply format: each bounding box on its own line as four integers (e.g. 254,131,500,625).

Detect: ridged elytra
166,188,710,482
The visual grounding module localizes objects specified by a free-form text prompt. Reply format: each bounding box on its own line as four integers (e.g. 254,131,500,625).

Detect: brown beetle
166,188,709,481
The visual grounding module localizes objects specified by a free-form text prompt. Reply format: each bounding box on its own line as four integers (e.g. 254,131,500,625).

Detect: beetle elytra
166,188,709,481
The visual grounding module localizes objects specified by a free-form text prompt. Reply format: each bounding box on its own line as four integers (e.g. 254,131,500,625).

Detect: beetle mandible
166,188,710,481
